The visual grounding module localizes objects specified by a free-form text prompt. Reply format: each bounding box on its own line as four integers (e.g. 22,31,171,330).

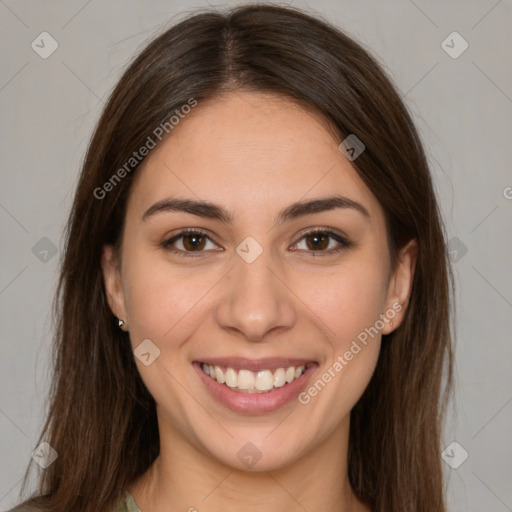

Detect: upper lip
195,357,317,371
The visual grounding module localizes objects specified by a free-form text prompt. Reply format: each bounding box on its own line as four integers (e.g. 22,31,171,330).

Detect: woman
10,4,454,512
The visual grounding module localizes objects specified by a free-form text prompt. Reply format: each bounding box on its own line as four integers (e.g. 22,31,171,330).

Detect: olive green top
6,491,141,512
111,491,142,512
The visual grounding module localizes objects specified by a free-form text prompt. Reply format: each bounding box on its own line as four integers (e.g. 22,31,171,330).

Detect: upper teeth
201,363,307,393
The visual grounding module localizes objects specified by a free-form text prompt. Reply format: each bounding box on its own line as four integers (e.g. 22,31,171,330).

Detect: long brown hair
14,4,454,511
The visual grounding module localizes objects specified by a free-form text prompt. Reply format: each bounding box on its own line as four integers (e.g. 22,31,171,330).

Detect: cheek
294,268,385,429
120,251,210,417
121,248,209,342
297,261,388,348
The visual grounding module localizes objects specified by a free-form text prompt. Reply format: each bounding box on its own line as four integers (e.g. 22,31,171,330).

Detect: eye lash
161,228,209,246
161,229,215,257
294,228,353,255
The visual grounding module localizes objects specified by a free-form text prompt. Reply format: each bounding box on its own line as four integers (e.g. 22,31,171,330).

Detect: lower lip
192,362,317,414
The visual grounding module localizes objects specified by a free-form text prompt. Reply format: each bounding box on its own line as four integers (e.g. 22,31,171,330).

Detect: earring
118,319,128,331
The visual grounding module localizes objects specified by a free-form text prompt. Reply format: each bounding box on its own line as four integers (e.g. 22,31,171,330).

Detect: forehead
127,91,384,224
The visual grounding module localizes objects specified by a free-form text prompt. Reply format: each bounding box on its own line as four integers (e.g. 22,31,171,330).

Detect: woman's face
102,91,416,472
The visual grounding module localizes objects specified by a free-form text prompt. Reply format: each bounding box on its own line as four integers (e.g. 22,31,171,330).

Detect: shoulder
111,491,142,512
4,492,140,512
4,505,36,512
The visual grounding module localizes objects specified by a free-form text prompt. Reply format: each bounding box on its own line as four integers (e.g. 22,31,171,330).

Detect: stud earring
118,319,128,331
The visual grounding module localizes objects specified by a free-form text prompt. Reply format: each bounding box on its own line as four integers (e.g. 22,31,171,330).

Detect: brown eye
182,233,207,251
162,230,219,255
304,232,330,251
292,229,352,254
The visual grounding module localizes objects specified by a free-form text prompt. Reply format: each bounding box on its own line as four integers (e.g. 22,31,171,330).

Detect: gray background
1,1,511,510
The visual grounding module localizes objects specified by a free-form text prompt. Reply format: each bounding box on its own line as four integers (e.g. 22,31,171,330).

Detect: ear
381,238,418,335
101,244,127,324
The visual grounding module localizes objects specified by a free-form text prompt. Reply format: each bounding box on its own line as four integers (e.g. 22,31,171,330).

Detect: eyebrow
142,195,370,225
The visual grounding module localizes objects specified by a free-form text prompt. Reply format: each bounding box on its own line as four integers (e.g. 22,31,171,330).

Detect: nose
214,249,297,342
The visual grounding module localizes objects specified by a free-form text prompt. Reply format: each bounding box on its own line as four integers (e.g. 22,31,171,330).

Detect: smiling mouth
200,362,314,393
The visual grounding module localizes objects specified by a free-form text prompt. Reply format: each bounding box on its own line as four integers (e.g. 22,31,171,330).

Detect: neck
128,414,370,512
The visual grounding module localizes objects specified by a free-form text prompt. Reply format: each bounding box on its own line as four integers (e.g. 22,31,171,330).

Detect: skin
102,91,417,512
